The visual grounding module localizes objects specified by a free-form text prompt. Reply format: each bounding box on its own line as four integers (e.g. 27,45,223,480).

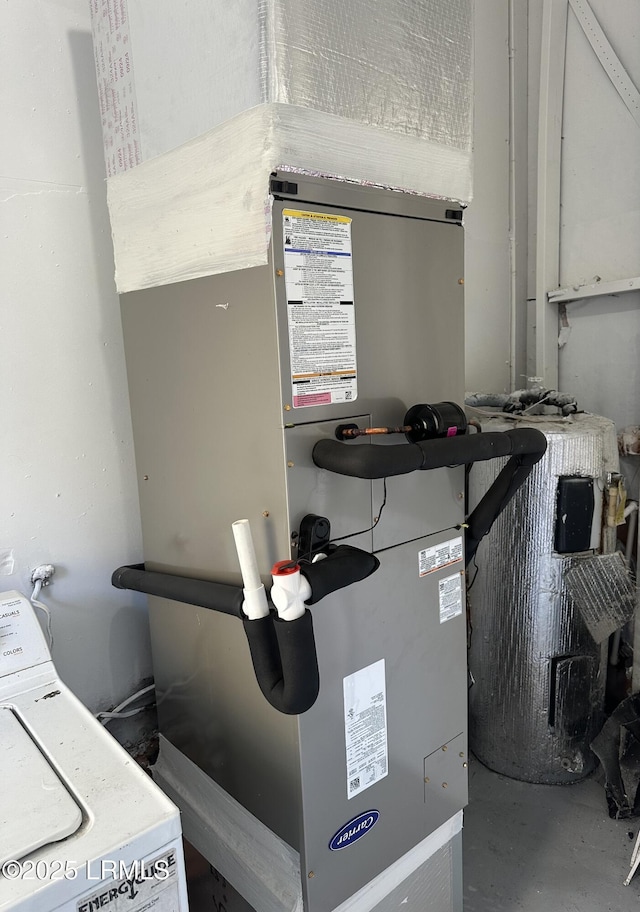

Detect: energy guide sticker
343,659,388,799
283,209,357,408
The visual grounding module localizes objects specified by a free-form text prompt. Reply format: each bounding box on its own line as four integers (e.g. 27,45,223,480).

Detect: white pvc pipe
270,567,311,622
232,519,269,619
232,519,262,589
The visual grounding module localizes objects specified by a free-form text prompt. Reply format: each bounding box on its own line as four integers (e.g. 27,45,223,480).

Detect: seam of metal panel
274,198,463,227
568,0,640,129
535,0,569,388
270,171,461,222
372,527,464,557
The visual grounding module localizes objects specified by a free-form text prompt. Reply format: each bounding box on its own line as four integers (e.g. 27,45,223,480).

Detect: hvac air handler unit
113,176,546,912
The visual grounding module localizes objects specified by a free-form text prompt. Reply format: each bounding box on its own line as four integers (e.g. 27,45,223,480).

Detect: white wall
464,0,531,394
1,1,151,712
525,0,640,487
556,0,640,447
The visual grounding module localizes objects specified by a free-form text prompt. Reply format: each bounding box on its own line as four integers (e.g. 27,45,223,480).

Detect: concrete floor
463,755,640,912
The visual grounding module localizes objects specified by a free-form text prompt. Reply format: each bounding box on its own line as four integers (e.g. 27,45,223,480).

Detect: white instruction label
283,209,357,408
343,659,388,799
418,536,463,577
439,573,463,623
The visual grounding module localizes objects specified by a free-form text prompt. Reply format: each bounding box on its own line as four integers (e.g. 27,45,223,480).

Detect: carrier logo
329,811,379,851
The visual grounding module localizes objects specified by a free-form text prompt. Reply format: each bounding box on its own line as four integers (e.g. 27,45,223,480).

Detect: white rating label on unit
283,208,357,408
438,573,463,623
343,659,388,799
418,536,463,577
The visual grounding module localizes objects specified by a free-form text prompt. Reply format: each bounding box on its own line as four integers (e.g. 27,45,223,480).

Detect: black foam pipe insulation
312,428,547,565
300,545,380,604
312,428,546,479
242,611,320,715
113,563,319,714
111,563,244,617
464,449,543,565
112,545,379,715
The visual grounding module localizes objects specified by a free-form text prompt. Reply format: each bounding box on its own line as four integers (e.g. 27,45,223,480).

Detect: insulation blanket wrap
91,0,472,168
467,414,619,784
106,103,472,293
92,0,473,292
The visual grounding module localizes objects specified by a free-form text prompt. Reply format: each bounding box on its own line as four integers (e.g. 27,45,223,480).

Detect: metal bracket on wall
537,0,640,382
549,276,640,305
568,0,640,130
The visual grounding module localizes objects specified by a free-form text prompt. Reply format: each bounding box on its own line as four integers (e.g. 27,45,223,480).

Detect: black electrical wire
329,478,389,546
467,554,480,591
292,479,389,568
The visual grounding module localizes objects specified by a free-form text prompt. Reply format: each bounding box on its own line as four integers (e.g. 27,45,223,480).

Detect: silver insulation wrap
92,0,473,175
263,0,473,150
467,415,619,784
97,0,474,291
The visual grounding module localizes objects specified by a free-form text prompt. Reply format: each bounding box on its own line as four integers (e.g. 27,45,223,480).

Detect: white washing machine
0,590,189,912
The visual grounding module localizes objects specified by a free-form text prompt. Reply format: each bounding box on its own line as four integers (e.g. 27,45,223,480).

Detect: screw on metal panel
458,278,464,285
424,777,430,783
284,404,292,411
143,475,149,480
276,269,284,277
287,461,295,468
459,752,465,758
463,762,468,768
262,511,270,517
308,872,315,879
442,783,448,789
442,745,448,751
457,491,464,500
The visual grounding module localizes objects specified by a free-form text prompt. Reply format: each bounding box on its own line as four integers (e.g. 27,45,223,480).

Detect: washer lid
0,707,83,864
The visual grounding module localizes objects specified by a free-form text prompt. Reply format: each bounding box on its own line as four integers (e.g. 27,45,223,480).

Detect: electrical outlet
30,564,55,586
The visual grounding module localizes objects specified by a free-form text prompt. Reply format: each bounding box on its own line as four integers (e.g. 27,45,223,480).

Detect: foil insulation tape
467,414,619,784
263,0,473,150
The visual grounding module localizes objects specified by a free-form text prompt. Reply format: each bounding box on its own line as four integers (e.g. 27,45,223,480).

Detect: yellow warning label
293,370,356,379
283,208,351,224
